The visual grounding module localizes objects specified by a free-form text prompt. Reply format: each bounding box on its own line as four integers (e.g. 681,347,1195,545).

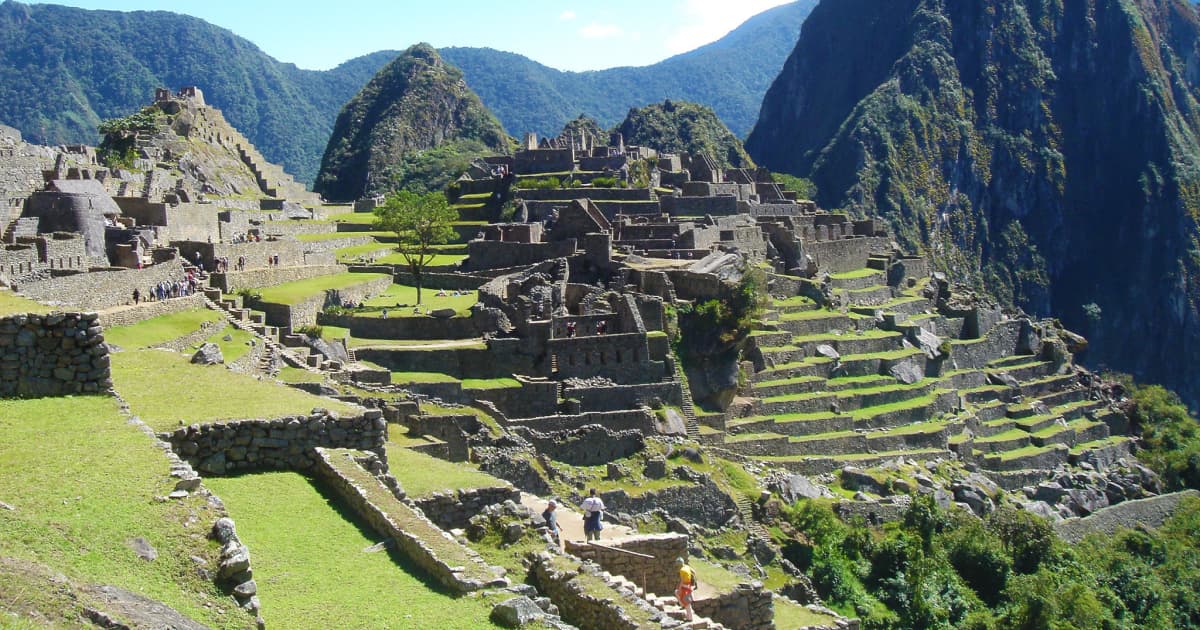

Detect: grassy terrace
775,598,840,629
206,472,500,629
1070,436,1130,455
384,447,509,498
203,324,255,363
763,380,928,404
356,283,477,317
830,267,884,280
0,288,50,316
253,272,390,305
112,349,358,431
0,396,249,628
295,231,383,242
103,309,222,349
350,338,486,350
373,252,467,267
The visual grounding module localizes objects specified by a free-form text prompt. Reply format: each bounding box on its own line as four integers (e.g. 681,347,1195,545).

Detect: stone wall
162,409,384,474
693,582,774,630
548,333,664,383
660,194,739,216
601,476,736,528
506,409,656,434
319,310,502,341
412,486,521,530
311,447,507,594
805,237,889,274
115,199,221,243
513,424,645,466
1055,490,1199,543
563,382,683,412
174,239,322,272
12,259,188,310
98,294,206,328
0,311,110,397
210,264,347,293
531,555,648,630
250,274,392,329
564,534,687,596
465,239,577,271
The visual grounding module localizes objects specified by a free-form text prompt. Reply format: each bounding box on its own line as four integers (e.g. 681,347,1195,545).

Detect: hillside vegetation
747,0,1200,408
615,100,754,169
314,44,510,201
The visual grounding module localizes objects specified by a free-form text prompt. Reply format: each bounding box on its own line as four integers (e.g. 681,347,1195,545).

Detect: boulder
840,467,884,494
490,596,545,628
889,360,924,384
126,537,157,562
190,343,223,365
211,517,238,544
430,308,457,319
815,344,840,360
776,474,831,503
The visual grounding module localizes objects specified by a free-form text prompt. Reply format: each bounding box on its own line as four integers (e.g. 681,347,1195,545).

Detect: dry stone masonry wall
0,311,110,397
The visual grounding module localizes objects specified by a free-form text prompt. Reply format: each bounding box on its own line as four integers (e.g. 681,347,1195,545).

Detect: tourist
566,321,576,338
542,500,562,549
581,488,604,541
381,308,388,319
132,288,140,304
675,557,697,621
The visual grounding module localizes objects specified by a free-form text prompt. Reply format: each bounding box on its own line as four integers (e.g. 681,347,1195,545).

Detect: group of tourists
540,490,698,621
132,274,199,304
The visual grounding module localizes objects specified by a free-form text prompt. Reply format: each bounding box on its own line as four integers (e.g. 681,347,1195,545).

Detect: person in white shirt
581,488,605,541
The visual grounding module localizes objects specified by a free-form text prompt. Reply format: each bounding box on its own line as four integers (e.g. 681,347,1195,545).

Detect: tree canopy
373,191,457,305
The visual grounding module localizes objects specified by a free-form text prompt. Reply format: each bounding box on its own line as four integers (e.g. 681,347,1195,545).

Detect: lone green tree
374,190,456,305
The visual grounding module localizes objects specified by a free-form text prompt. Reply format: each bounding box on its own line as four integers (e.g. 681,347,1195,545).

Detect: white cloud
559,10,576,21
663,0,792,54
579,22,623,39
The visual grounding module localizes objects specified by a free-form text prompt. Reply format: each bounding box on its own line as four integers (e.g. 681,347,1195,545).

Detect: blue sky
30,0,793,71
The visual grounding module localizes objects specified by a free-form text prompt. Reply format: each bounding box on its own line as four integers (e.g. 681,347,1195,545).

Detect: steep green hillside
313,44,510,201
747,0,1200,408
615,100,753,169
0,0,392,185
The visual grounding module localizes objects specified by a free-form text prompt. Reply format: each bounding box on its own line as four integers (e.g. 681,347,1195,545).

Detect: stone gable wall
0,311,110,397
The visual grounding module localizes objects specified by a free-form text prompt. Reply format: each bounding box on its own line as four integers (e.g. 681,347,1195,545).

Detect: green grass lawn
202,324,256,364
358,283,477,317
0,289,50,316
277,366,327,384
111,349,359,431
373,253,467,267
774,597,839,629
294,231,380,242
205,472,500,629
326,211,377,224
462,377,521,390
384,446,509,498
103,309,223,349
391,371,460,384
830,267,883,280
0,396,250,629
253,273,390,306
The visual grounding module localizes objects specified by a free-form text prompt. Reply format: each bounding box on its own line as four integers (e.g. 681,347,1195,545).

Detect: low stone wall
601,476,736,528
412,486,520,530
806,237,889,274
0,311,110,397
12,259,188,310
465,239,577,272
210,264,347,293
1055,490,1199,543
693,582,774,630
564,534,687,596
564,382,683,412
97,294,205,328
531,555,649,630
251,274,392,329
311,448,506,594
514,424,645,466
319,310,501,341
506,409,656,434
162,409,384,474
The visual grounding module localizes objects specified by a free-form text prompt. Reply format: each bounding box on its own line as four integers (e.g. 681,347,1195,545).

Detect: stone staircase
733,495,770,540
672,356,700,440
200,291,330,378
601,572,727,629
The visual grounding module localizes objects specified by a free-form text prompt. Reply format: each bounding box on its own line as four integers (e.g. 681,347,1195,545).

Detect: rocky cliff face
615,101,754,169
748,0,1200,407
314,44,510,201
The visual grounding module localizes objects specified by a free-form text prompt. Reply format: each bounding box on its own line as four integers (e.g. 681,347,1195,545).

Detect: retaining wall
98,294,205,328
0,311,110,397
163,409,384,474
693,582,775,630
412,486,521,530
564,534,687,596
209,264,348,293
12,260,189,310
